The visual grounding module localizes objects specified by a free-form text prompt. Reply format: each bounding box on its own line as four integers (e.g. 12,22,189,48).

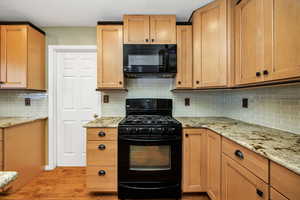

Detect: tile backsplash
0,91,48,117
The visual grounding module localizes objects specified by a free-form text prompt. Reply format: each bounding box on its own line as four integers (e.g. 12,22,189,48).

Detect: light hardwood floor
0,167,210,200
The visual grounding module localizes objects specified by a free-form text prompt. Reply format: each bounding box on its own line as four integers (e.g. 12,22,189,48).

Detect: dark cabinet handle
256,72,261,77
196,81,200,84
98,132,106,137
151,39,154,42
119,81,122,85
234,150,244,160
145,39,149,42
263,70,269,75
178,81,181,85
256,189,264,197
0,81,4,84
98,144,106,150
185,134,188,137
98,170,106,176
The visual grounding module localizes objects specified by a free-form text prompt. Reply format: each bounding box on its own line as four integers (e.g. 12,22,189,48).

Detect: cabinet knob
145,39,149,42
98,170,106,176
151,39,154,42
98,144,106,150
263,70,269,75
119,81,122,85
98,132,106,137
196,81,200,84
178,81,181,85
234,150,244,160
0,81,4,84
256,72,261,77
185,134,189,137
256,189,264,197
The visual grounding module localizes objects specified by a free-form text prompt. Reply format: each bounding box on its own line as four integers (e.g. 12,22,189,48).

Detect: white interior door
57,50,99,166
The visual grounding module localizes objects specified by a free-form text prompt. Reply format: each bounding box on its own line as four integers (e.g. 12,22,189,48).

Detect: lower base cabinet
86,166,117,192
270,188,288,200
221,154,269,200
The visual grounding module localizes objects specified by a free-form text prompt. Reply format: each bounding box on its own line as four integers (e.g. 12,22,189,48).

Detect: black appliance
118,98,182,199
123,44,177,78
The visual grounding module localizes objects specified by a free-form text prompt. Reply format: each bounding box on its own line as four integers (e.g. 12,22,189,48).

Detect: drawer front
270,161,300,200
222,137,269,182
87,141,116,166
86,166,117,192
87,128,117,141
270,188,288,200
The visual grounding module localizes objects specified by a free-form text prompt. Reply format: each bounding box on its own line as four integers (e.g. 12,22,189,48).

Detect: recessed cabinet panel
124,15,150,44
150,15,176,44
97,25,124,89
176,25,193,88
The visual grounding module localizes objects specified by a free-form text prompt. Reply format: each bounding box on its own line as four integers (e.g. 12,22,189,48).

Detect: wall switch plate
242,98,248,108
103,95,109,103
25,98,31,106
185,98,190,106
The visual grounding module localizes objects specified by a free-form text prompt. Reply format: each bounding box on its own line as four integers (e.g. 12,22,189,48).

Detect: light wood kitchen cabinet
2,119,46,191
97,25,124,89
123,15,176,44
235,0,300,85
0,129,3,171
175,25,193,89
221,154,269,200
270,161,300,200
193,0,234,88
86,128,117,192
270,188,288,200
206,130,221,200
123,15,150,44
182,129,207,192
0,25,45,90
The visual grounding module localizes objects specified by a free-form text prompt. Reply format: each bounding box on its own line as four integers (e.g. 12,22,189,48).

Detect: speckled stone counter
0,117,48,128
84,117,124,128
175,117,300,176
0,171,18,189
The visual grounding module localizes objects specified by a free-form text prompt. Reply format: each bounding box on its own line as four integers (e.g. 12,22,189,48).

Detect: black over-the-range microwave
123,44,177,78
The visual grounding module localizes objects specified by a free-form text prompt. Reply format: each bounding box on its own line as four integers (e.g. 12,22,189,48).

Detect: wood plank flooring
0,167,209,200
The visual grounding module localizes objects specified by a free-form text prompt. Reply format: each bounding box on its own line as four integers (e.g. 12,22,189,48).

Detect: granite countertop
176,117,300,175
0,117,48,128
0,171,18,189
83,117,124,128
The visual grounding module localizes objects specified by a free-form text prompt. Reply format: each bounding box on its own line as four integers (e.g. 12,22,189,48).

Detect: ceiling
0,0,214,27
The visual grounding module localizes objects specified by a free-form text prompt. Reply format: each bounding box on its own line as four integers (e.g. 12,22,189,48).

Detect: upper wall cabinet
97,25,124,89
124,15,176,44
193,0,235,89
175,25,193,89
0,24,45,90
235,0,300,85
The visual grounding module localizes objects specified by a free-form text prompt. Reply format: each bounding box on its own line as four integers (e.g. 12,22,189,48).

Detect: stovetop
119,115,181,126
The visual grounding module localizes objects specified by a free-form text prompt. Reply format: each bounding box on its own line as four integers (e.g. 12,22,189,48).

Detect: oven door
118,135,182,184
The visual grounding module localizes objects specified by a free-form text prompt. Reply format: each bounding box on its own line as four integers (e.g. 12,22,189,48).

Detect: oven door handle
119,183,178,190
118,136,181,142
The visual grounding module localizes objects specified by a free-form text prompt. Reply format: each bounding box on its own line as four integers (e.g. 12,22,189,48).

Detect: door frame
47,45,98,170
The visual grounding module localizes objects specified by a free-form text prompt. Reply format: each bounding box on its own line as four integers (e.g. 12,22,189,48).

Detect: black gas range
118,99,182,199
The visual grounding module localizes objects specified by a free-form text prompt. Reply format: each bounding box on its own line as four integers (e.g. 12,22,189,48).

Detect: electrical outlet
103,95,109,103
242,98,248,108
185,98,190,106
25,98,31,106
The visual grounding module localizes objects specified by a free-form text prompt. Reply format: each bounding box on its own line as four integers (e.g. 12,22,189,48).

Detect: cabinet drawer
87,141,116,166
86,166,117,192
87,128,117,141
270,161,300,200
270,188,288,200
222,137,269,182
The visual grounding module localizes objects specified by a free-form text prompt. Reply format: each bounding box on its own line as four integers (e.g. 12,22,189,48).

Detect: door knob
263,70,269,75
98,132,106,137
145,39,149,42
256,72,261,77
98,144,106,150
178,81,181,85
98,170,106,176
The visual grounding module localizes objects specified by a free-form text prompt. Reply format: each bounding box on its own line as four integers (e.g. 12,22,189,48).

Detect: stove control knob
168,127,176,134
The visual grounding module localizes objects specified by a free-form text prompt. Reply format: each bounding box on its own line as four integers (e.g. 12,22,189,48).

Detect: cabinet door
150,15,176,44
123,15,150,44
235,0,264,85
222,154,269,200
97,25,124,89
206,130,221,200
192,10,202,88
270,188,288,200
194,0,228,88
176,25,193,89
264,0,300,81
0,25,27,88
182,129,207,192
